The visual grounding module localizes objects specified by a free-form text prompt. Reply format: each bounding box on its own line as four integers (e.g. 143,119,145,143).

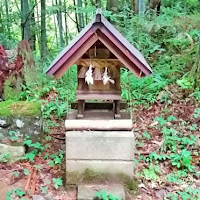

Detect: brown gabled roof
47,9,152,79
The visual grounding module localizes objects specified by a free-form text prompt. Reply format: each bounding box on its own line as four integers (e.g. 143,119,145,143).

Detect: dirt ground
1,85,200,200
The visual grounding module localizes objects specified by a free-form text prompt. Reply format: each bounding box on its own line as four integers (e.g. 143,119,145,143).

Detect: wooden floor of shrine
67,109,130,120
65,102,132,131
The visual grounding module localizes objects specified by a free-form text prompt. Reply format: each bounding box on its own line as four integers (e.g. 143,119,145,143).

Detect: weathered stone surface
65,119,132,130
66,131,134,160
33,195,45,200
66,160,133,177
0,119,11,127
0,143,25,162
32,195,55,200
78,184,126,200
66,131,134,185
44,194,56,200
0,116,43,144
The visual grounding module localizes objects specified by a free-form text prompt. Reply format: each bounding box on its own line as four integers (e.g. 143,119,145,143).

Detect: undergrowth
1,2,200,199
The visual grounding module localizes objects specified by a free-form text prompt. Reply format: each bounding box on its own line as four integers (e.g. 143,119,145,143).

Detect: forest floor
132,84,200,200
0,84,200,200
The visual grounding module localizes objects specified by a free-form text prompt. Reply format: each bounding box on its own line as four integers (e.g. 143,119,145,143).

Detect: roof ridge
46,9,152,78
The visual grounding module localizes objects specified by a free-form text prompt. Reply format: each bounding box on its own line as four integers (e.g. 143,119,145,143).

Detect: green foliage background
1,0,200,199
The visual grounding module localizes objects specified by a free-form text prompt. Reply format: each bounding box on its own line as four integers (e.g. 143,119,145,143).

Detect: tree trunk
29,0,36,51
147,0,161,15
77,0,85,32
64,0,68,45
96,0,101,8
85,0,88,24
35,0,41,52
21,0,31,41
4,0,11,39
52,0,59,47
107,0,118,13
56,0,64,48
132,0,138,13
0,4,4,33
73,0,80,32
190,43,200,88
40,0,47,58
90,0,101,8
106,0,118,23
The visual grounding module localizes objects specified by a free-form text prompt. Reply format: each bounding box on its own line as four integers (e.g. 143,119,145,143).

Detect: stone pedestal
66,131,134,184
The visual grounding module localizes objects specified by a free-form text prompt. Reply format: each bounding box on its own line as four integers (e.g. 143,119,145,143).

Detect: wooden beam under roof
96,30,142,78
54,33,99,78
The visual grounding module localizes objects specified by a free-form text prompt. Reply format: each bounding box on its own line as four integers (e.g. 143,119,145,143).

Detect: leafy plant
31,142,45,151
23,168,30,175
187,0,199,5
142,131,151,139
24,137,44,151
43,99,68,119
190,124,198,131
193,108,200,119
170,149,195,172
154,116,167,126
165,187,200,200
15,188,25,197
0,133,4,139
9,131,19,141
47,160,55,167
180,135,197,149
53,177,63,189
161,127,179,152
143,164,160,180
25,151,36,162
12,171,19,178
45,135,52,141
40,186,48,194
149,152,169,161
0,153,10,163
167,115,178,122
34,165,42,171
94,190,121,200
48,150,64,166
6,188,26,200
43,153,49,160
23,137,44,162
167,170,188,184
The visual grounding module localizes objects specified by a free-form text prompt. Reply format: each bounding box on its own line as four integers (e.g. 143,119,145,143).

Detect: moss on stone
0,101,41,117
66,169,138,194
3,78,22,100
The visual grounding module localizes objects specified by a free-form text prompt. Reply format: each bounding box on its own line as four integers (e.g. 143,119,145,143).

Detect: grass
0,101,41,117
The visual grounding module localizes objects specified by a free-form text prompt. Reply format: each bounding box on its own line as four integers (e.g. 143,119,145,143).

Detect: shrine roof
47,9,152,78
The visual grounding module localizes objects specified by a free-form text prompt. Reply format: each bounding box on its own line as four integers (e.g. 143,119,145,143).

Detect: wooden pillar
114,100,121,119
77,100,85,119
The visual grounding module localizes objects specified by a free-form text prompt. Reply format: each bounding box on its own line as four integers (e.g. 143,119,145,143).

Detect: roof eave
46,11,152,78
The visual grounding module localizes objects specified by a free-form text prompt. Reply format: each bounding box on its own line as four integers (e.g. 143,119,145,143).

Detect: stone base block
0,144,25,163
0,116,42,144
66,160,133,175
66,131,134,160
66,131,134,184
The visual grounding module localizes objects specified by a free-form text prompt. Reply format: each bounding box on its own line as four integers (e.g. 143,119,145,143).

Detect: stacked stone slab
0,101,42,144
0,117,42,143
65,115,134,184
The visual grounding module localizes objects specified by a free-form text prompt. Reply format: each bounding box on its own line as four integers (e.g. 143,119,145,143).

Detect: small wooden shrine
47,9,152,120
47,10,153,185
